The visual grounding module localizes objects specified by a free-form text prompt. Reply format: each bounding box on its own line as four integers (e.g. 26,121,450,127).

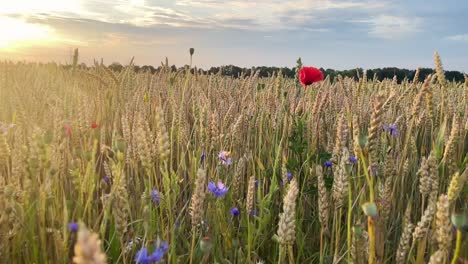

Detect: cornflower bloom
218,151,232,165
150,189,160,204
208,181,229,197
383,124,398,137
230,207,240,216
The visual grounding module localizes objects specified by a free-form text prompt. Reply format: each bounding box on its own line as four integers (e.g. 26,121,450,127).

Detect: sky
0,0,467,71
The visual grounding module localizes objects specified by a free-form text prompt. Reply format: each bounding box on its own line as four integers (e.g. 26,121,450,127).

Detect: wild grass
0,54,466,263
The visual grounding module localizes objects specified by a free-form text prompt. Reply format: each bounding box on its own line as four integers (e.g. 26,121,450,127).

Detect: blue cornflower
349,156,358,164
135,242,169,264
218,151,233,165
150,250,164,262
150,189,160,204
150,242,169,262
249,210,259,216
383,124,398,137
102,176,111,183
68,222,78,232
135,248,151,264
208,181,229,198
159,242,169,252
230,207,240,216
324,160,332,168
286,172,293,181
200,152,206,163
254,180,259,187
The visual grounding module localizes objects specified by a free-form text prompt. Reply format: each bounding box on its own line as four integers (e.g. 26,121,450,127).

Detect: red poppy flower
63,125,72,137
91,122,99,129
299,67,324,86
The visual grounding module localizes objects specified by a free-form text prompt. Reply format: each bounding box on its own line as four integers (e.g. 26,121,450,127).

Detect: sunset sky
0,0,467,71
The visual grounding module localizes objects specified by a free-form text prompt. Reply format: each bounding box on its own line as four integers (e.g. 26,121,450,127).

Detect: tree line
55,60,463,83
103,62,464,83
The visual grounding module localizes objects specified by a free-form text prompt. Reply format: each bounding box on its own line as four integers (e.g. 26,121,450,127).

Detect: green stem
278,245,285,264
189,227,197,264
359,151,374,202
319,229,324,264
451,230,462,264
334,209,342,262
247,216,252,262
288,245,295,264
368,216,376,264
347,178,353,264
415,237,427,264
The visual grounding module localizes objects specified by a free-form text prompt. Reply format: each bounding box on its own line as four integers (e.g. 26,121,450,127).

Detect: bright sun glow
0,17,52,49
0,0,82,15
0,0,83,50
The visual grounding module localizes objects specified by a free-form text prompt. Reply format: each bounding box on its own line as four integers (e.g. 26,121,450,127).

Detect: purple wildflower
208,181,229,198
230,207,240,216
159,241,169,252
200,152,206,163
383,124,398,137
135,242,169,264
249,210,259,216
349,156,358,164
286,172,293,181
102,176,111,183
254,180,259,187
324,160,332,168
150,189,160,204
68,222,78,232
150,251,164,263
135,248,151,264
150,242,169,262
218,151,232,165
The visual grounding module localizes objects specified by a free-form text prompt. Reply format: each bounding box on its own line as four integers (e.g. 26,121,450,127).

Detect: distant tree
83,61,465,83
141,65,156,73
109,62,123,72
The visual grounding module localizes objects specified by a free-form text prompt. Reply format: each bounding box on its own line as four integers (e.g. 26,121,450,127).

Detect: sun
0,0,83,50
0,17,52,50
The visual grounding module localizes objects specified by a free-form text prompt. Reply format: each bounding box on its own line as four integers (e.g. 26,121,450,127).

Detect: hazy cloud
351,15,423,39
445,34,468,42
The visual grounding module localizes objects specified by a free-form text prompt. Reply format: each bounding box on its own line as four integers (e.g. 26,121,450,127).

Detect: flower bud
361,202,378,217
200,236,213,253
451,213,468,230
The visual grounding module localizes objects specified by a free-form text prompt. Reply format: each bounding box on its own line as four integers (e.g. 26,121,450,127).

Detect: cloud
351,15,423,39
175,0,386,30
2,0,388,33
445,34,468,42
21,14,188,46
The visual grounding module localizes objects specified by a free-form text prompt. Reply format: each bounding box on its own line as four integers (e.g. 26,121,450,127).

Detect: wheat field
0,53,467,264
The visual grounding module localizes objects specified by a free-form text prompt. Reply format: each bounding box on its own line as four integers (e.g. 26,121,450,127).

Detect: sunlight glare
0,0,82,15
0,17,51,49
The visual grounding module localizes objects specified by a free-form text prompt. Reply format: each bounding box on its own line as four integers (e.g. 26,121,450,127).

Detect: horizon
1,0,467,71
3,57,466,73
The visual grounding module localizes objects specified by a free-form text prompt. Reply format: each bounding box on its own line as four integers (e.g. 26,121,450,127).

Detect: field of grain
0,53,467,263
